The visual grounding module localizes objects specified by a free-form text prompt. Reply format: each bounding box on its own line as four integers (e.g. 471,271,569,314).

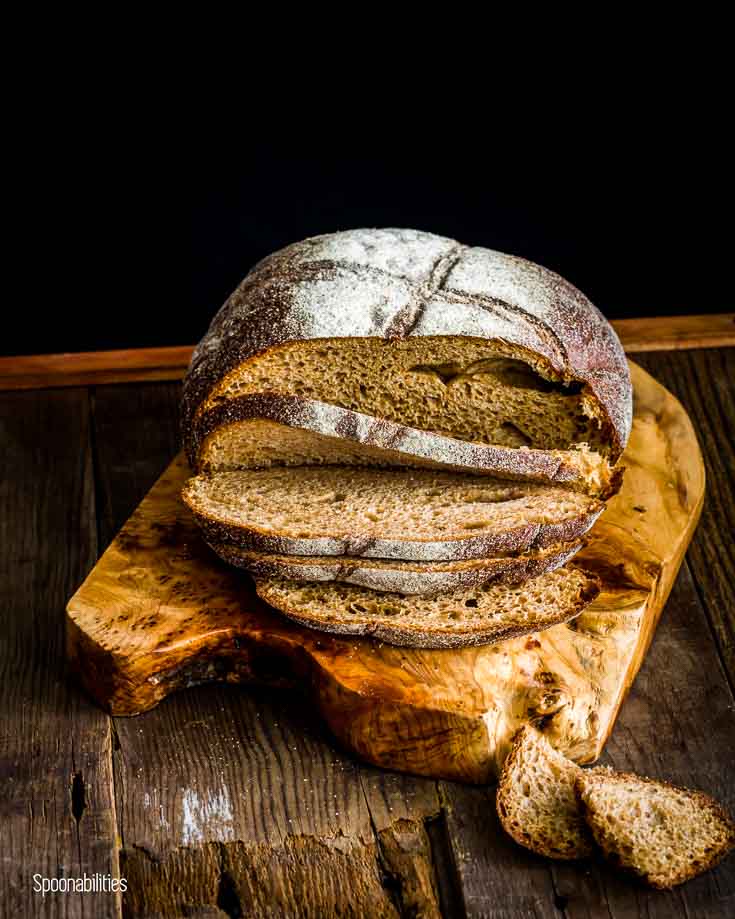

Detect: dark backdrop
9,134,731,356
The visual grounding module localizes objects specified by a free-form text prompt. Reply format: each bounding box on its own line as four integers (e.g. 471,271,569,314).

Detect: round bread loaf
182,229,632,478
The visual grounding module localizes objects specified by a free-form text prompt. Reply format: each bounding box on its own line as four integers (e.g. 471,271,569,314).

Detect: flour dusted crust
182,229,632,468
192,510,603,562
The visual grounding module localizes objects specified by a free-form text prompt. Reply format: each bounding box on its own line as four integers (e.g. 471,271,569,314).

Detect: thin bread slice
208,539,584,596
253,565,600,649
196,339,620,457
576,768,735,888
496,725,595,859
191,394,622,499
182,467,604,562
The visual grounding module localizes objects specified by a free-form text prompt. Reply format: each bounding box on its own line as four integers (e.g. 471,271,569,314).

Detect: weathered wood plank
635,349,735,691
3,350,731,917
613,313,735,353
90,382,182,548
437,780,560,919
91,383,451,918
551,562,735,919
1,315,732,392
114,687,406,917
358,769,445,918
0,347,194,391
0,389,119,918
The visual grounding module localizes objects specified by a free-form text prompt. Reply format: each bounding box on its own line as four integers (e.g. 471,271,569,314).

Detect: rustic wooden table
1,319,734,918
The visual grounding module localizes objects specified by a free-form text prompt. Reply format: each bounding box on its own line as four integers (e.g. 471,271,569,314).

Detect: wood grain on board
66,361,706,787
1,314,733,391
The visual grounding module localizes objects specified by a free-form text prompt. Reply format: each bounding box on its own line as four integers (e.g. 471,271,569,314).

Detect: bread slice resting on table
495,726,735,889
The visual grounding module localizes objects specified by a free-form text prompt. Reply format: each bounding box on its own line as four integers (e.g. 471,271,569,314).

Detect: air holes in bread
497,423,532,448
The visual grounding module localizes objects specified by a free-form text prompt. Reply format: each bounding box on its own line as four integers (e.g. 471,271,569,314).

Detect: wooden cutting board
66,361,704,784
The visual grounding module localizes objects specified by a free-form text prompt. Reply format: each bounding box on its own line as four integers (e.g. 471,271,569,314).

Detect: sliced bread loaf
182,230,632,477
496,725,595,859
576,769,735,889
191,395,620,498
208,539,584,596
253,566,600,649
182,467,604,561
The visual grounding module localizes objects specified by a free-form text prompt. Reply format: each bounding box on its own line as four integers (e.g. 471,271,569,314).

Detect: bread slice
208,539,584,596
576,769,735,888
182,467,604,562
253,566,600,649
190,395,621,498
202,340,612,452
496,725,595,859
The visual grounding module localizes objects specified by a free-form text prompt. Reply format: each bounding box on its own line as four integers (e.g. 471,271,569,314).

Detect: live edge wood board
66,361,704,784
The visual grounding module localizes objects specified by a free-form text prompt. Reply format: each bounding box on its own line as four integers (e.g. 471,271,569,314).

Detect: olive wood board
66,361,704,784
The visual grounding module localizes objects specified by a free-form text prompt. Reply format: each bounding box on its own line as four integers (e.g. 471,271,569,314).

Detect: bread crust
181,229,632,465
253,570,601,650
496,725,595,859
207,539,585,596
576,768,735,888
182,483,605,562
190,394,623,499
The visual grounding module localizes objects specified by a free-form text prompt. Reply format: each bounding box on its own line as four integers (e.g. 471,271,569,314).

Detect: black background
9,107,731,357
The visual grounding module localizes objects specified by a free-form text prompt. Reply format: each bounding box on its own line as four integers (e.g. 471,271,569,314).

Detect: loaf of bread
192,394,620,497
180,229,630,649
253,566,600,649
182,229,632,489
182,467,604,562
207,539,584,597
